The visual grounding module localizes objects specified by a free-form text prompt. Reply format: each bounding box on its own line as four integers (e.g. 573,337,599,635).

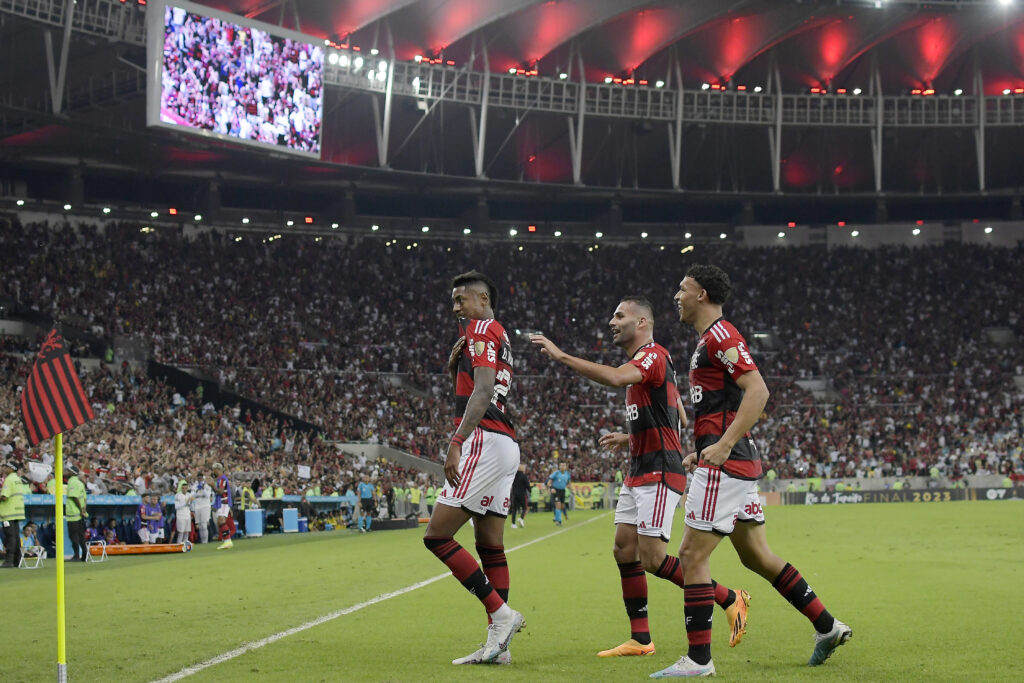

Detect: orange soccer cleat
597,639,656,657
725,589,751,647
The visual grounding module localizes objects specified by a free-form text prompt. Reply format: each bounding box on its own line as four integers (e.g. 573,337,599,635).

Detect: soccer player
423,270,525,665
509,464,530,528
547,461,571,525
530,296,749,659
357,474,375,532
651,265,851,678
212,463,235,550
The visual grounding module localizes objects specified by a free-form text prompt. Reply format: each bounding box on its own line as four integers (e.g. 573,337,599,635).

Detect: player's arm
530,334,641,387
698,370,769,467
443,365,497,488
677,396,689,429
447,336,466,393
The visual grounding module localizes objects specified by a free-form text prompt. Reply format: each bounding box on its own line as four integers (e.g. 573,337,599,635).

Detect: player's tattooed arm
445,365,497,488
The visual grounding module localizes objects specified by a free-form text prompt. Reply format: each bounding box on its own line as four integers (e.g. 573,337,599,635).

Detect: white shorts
215,505,232,519
137,527,164,544
614,482,681,542
684,466,764,535
437,428,520,517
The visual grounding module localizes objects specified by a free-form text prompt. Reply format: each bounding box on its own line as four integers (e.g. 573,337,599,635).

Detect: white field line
152,513,609,682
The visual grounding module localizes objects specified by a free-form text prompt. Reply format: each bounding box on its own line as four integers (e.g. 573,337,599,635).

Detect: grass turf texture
2,501,1020,682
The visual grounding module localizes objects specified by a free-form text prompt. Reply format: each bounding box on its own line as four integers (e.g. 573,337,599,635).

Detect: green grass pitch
3,501,1021,682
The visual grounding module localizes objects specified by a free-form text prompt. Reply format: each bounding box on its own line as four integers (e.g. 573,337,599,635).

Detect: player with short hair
212,463,235,550
530,295,749,660
423,270,525,665
547,461,571,525
651,265,851,678
357,473,375,532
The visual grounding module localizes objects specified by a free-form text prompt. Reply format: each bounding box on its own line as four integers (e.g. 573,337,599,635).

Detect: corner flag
19,327,95,683
20,328,94,445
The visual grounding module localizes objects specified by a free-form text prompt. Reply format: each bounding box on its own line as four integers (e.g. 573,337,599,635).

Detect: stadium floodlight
641,232,649,238
339,54,350,67
328,52,339,65
985,226,993,234
754,85,763,93
63,203,72,210
242,217,250,224
509,68,518,74
954,88,963,96
509,228,518,236
853,88,862,95
194,214,202,221
370,48,379,56
604,77,613,84
422,226,430,232
659,245,665,250
518,246,524,251
150,211,159,217
595,231,603,238
559,72,568,80
656,80,665,88
851,230,860,237
912,228,921,236
286,220,294,226
234,236,242,242
379,60,388,72
16,199,25,206
684,231,692,238
414,55,423,63
331,223,339,229
1003,88,1012,95
371,224,380,231
778,231,785,238
701,83,710,90
998,0,1012,7
719,233,727,239
554,230,562,237
353,56,364,71
463,228,472,235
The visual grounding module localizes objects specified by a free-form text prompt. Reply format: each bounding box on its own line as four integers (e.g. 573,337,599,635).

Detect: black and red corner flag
20,328,95,446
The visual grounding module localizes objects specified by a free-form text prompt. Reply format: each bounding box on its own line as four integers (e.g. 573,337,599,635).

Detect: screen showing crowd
160,5,323,155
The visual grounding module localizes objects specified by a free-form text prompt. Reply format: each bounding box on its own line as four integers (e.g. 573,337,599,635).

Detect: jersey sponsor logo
486,342,496,363
625,403,639,420
737,341,753,365
638,521,647,528
686,511,696,520
743,501,762,516
715,349,737,374
640,352,657,370
689,385,703,404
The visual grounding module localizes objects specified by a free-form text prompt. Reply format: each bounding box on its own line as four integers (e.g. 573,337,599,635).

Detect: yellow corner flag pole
55,431,67,683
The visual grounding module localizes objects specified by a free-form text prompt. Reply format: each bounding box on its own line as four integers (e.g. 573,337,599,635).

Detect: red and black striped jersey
623,342,687,493
687,318,763,480
454,318,516,440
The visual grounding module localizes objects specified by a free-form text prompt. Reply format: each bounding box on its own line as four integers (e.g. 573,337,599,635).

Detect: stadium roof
2,0,1024,225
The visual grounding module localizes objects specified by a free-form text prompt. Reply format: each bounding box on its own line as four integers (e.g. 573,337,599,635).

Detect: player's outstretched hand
529,333,566,362
444,441,462,489
599,432,629,452
448,336,466,375
682,452,698,473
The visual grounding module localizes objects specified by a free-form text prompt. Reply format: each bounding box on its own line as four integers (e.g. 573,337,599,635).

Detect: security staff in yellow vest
408,483,422,519
425,483,437,514
0,461,27,568
65,463,88,562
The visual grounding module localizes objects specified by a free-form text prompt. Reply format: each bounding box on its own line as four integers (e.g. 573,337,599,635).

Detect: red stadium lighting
639,80,648,85
528,225,536,233
624,79,634,85
810,87,821,94
911,89,922,95
168,208,177,215
1015,88,1024,94
837,221,846,227
446,60,455,66
352,46,360,51
305,217,313,224
613,78,623,84
923,89,935,96
736,85,747,91
787,222,796,228
836,88,847,94
528,155,537,163
138,0,145,4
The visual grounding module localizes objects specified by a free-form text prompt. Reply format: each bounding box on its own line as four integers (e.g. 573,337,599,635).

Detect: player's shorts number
690,385,703,404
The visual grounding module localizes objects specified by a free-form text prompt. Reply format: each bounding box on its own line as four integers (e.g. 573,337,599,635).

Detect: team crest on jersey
634,350,646,361
474,341,486,357
725,347,740,364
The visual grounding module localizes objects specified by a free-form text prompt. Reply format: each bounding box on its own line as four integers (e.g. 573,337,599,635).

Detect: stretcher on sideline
90,542,192,556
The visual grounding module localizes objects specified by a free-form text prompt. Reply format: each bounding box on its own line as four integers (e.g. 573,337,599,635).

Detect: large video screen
146,0,324,157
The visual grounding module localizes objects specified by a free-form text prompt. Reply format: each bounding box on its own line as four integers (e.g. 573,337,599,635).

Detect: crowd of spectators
161,5,323,153
0,217,1021,492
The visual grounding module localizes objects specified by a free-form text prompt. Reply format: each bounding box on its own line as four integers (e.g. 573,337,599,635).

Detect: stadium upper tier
0,216,1020,484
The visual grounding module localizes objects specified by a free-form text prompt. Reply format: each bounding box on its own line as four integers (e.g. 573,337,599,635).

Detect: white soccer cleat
479,609,525,661
650,655,715,678
452,644,512,665
809,619,852,666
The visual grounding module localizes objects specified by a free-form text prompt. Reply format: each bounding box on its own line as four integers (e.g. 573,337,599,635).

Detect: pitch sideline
152,512,610,682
